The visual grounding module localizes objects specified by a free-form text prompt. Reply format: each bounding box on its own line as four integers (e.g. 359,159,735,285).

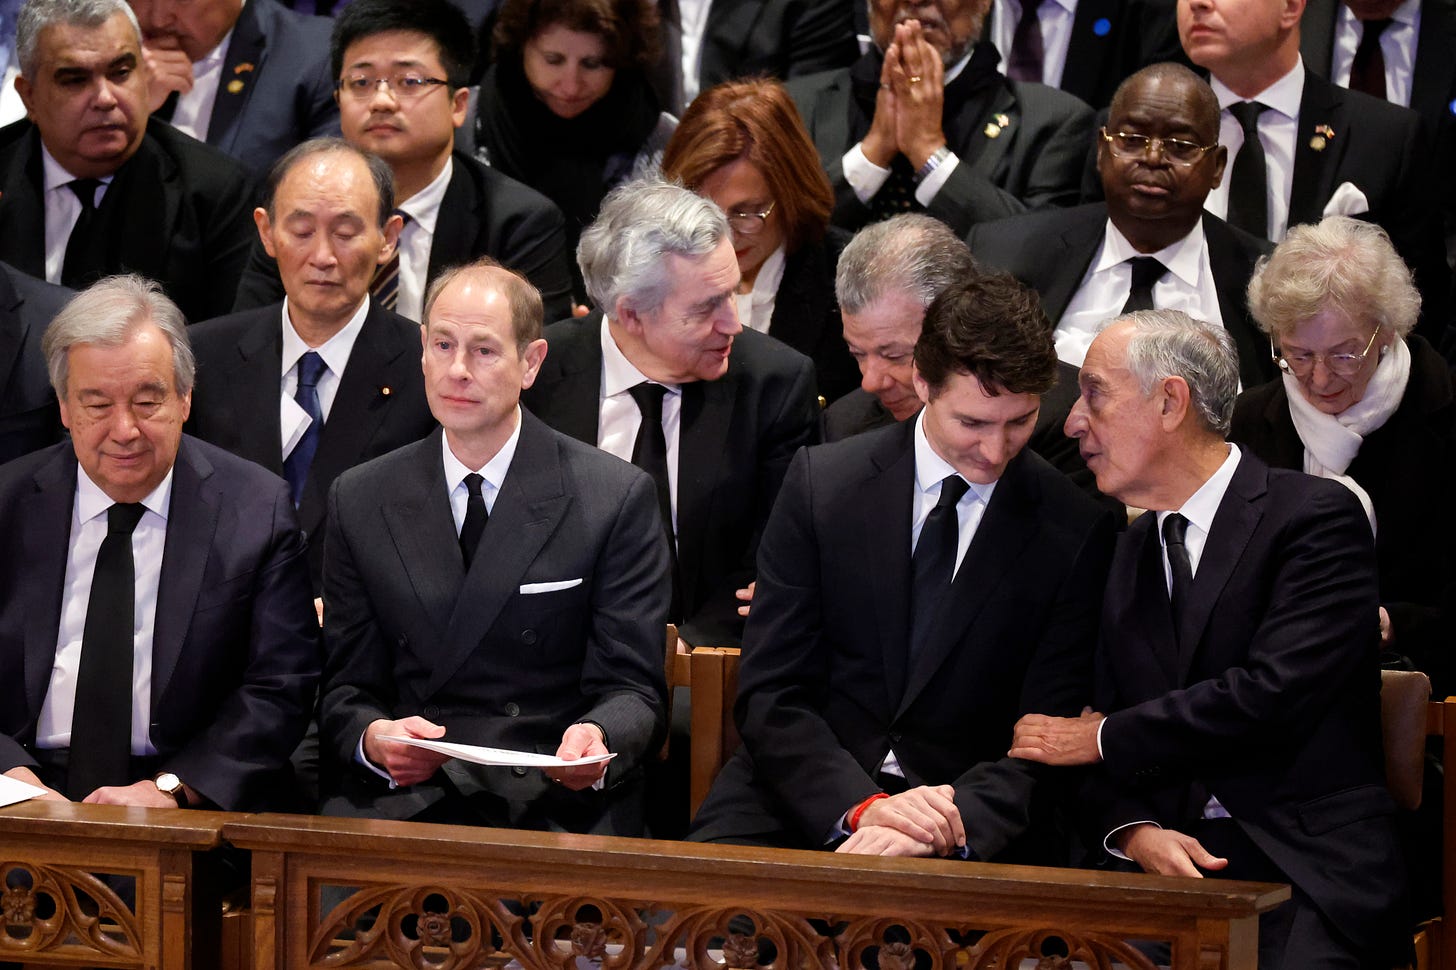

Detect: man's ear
1158,375,1193,430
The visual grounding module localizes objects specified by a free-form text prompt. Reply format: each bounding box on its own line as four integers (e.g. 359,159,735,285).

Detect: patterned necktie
370,210,412,311
1226,101,1270,238
459,472,487,568
67,502,147,799
1122,256,1168,314
1007,0,1045,82
283,351,326,506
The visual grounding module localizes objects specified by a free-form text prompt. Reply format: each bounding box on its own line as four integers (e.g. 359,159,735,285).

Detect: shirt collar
943,45,977,84
40,144,115,193
1211,57,1304,120
1157,442,1240,535
1096,218,1208,289
745,244,788,307
193,24,235,76
1337,0,1418,29
600,314,681,399
279,294,371,378
912,409,997,506
441,405,523,491
75,459,175,524
398,155,453,236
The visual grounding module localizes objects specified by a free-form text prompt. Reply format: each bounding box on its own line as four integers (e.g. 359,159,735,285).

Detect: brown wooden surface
1426,696,1456,970
227,813,1287,970
687,645,740,816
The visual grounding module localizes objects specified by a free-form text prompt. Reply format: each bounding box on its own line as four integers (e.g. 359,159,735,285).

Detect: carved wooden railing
225,813,1288,970
0,801,230,968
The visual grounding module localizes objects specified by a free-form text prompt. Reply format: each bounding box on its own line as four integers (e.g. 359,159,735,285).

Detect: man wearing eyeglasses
230,0,574,323
968,63,1276,388
127,0,339,175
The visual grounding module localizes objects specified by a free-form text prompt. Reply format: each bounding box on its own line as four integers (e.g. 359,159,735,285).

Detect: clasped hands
861,20,950,172
364,716,610,790
835,784,965,857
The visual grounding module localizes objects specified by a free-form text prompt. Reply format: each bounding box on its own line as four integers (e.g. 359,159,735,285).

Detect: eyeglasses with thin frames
1100,127,1219,166
1274,326,1382,378
337,73,450,102
727,201,775,236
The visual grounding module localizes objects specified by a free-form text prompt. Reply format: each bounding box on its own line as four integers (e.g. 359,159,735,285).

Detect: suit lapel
151,439,221,705
957,84,1017,181
299,302,409,534
1041,208,1105,320
1175,454,1265,682
229,311,287,471
0,129,50,278
21,449,76,717
381,433,464,652
530,314,606,444
99,130,179,287
862,423,916,712
1289,76,1350,227
207,0,266,155
1060,0,1118,99
0,268,27,410
427,160,474,284
1203,214,1274,385
1411,0,1456,124
426,414,571,697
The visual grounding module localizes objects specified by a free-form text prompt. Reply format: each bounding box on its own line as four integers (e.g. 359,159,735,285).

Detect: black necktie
67,502,146,799
1007,0,1045,82
627,381,681,617
909,474,971,659
1122,256,1168,314
282,351,326,506
1162,513,1194,637
459,472,487,569
1226,101,1270,238
370,210,411,311
61,178,102,289
1349,18,1392,100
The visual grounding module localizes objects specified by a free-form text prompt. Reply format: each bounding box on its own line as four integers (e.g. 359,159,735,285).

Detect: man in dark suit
187,139,435,592
968,64,1275,387
0,261,70,464
129,0,340,175
786,0,1094,236
1299,0,1456,264
230,0,573,322
981,0,1188,107
1177,0,1450,344
1011,310,1407,967
0,275,319,811
689,271,1114,858
0,0,254,323
827,213,1096,497
522,178,819,648
319,260,669,835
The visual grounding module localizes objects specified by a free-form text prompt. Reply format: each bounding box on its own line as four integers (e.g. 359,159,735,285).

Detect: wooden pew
0,801,230,969
225,813,1288,970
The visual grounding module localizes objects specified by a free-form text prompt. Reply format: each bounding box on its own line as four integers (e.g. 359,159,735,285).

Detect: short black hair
331,0,477,89
261,137,395,228
914,272,1058,397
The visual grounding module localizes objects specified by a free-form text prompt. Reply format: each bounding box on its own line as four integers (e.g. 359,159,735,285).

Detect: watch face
154,772,182,794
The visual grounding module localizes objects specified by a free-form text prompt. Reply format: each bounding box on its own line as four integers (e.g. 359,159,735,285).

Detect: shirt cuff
356,732,398,789
1104,820,1161,861
1096,713,1107,761
843,143,891,203
914,151,960,206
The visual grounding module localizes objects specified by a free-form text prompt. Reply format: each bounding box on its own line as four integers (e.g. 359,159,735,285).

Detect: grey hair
836,214,978,315
1247,215,1420,341
43,274,195,398
18,0,141,78
577,176,730,315
1118,309,1238,436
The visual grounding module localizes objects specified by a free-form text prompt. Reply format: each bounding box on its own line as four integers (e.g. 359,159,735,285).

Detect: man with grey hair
523,177,819,649
0,0,254,322
827,213,1095,497
0,274,320,811
1010,309,1407,968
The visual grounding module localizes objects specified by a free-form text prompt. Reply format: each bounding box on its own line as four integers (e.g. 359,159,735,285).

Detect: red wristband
849,792,889,832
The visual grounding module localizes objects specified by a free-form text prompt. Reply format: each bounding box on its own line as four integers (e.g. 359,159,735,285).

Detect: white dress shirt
597,316,682,533
1205,60,1304,241
1056,220,1226,367
41,147,113,284
278,296,369,459
168,23,236,142
1331,0,1418,107
990,0,1077,88
393,157,453,322
841,47,975,208
38,466,175,755
678,0,712,106
734,244,787,334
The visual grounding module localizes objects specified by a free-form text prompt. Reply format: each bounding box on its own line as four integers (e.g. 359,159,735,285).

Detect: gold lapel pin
994,113,1011,128
1310,124,1335,151
983,122,1001,138
380,386,392,397
226,79,245,94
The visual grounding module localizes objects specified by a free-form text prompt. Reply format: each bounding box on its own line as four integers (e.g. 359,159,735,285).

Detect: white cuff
356,732,398,789
843,143,891,203
914,152,959,206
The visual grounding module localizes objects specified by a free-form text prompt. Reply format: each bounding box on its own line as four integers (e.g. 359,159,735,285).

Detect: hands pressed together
861,20,950,172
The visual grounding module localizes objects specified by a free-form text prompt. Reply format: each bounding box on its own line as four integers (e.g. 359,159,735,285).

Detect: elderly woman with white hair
1231,215,1453,693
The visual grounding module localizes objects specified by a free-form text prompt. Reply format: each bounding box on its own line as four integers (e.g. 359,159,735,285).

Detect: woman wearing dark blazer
662,78,859,403
1231,216,1455,695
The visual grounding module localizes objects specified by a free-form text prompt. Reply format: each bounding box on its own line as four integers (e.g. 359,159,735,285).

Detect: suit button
521,629,538,644
890,732,902,744
423,705,440,720
505,703,520,717
398,636,409,649
512,766,528,777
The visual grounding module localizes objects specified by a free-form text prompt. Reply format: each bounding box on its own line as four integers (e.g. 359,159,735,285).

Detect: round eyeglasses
1274,327,1382,378
1100,127,1219,166
727,201,776,236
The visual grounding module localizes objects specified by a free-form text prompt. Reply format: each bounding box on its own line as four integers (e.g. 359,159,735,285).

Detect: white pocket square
1322,182,1370,218
519,578,584,594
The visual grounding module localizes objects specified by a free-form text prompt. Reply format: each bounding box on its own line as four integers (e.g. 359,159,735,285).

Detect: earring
1380,344,1390,358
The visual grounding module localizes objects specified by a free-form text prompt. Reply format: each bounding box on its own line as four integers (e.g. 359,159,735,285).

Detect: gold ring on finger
908,75,923,84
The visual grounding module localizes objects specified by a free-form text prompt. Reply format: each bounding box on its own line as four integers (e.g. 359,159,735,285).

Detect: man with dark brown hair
689,271,1114,860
